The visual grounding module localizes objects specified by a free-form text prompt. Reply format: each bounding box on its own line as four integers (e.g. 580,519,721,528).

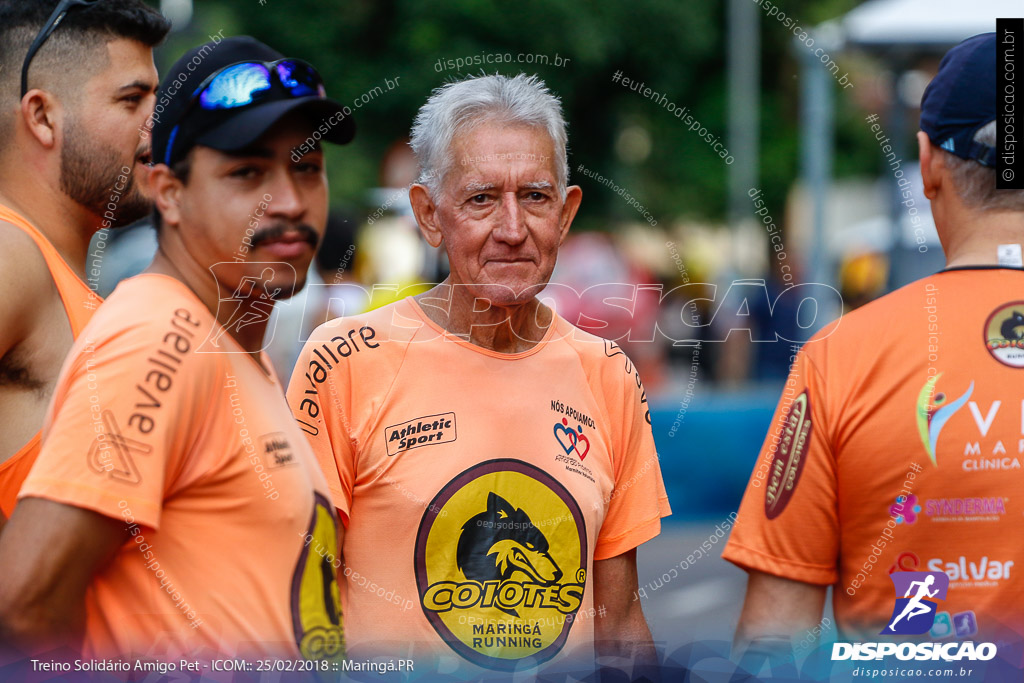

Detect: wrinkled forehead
451,118,556,156
445,121,558,188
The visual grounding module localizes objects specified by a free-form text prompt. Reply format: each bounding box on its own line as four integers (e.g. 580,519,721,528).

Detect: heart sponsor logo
573,432,590,460
553,421,577,453
552,419,588,461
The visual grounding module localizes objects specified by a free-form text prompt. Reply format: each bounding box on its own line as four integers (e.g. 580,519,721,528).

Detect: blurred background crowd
91,0,1019,647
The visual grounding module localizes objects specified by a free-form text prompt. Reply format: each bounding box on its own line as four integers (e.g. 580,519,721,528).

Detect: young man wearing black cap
723,31,1024,655
0,36,354,664
0,0,170,528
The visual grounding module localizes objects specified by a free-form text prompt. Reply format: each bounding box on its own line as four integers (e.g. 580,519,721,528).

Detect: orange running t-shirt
0,204,100,516
286,296,671,674
20,273,344,662
723,268,1024,640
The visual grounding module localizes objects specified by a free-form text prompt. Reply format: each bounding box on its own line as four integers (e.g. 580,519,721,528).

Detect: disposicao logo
832,572,997,663
831,642,996,662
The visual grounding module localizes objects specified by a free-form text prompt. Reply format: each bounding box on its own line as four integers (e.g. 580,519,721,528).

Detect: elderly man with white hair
287,73,671,677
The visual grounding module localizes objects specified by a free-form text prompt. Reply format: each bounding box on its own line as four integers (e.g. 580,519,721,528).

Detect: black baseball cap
151,36,355,167
920,32,996,167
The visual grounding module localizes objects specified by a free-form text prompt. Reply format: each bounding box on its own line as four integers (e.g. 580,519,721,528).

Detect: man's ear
558,185,583,246
917,131,941,200
410,183,443,248
149,164,185,229
21,90,60,149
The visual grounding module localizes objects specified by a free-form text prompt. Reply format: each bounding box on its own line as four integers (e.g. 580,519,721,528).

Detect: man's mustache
250,223,320,250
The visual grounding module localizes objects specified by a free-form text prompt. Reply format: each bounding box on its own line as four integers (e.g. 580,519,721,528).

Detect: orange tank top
0,204,101,516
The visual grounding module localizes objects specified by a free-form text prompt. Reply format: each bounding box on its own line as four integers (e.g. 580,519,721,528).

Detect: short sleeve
287,332,355,524
595,351,672,561
20,308,218,531
722,348,838,585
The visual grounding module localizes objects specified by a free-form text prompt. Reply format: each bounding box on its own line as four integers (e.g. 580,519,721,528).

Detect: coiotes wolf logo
985,302,1024,368
415,460,587,670
457,492,563,617
1001,311,1024,341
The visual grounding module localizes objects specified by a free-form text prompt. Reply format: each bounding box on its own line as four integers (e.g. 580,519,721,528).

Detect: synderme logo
881,571,949,635
832,642,997,662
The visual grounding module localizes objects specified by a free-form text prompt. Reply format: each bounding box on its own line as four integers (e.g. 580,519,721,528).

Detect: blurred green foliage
155,0,881,230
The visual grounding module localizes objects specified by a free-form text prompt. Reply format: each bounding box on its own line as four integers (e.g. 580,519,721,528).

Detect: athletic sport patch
385,412,457,456
765,390,812,519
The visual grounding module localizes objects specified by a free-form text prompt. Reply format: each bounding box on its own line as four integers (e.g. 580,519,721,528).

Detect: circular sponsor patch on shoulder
765,390,813,519
984,301,1024,368
414,459,587,670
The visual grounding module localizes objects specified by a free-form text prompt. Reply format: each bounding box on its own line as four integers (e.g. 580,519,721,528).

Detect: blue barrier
650,385,782,520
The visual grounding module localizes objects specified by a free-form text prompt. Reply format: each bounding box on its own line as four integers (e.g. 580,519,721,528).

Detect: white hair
942,120,1024,211
409,73,569,199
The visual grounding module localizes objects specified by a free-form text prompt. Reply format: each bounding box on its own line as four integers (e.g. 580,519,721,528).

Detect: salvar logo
832,642,997,661
928,556,1014,582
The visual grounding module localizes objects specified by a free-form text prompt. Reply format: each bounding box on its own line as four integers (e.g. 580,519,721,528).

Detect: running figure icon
881,571,950,635
889,575,939,631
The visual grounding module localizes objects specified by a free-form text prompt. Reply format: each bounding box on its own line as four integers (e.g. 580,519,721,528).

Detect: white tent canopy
840,0,1022,50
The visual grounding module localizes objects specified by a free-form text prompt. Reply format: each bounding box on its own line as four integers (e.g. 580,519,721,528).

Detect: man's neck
0,170,97,280
146,247,272,364
940,207,1024,268
415,281,552,354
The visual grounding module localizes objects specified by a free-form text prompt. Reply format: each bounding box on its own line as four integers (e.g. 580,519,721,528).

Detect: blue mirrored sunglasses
164,59,327,165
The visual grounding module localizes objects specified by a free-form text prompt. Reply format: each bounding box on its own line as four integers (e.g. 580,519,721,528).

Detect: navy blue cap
151,36,354,167
920,32,997,167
